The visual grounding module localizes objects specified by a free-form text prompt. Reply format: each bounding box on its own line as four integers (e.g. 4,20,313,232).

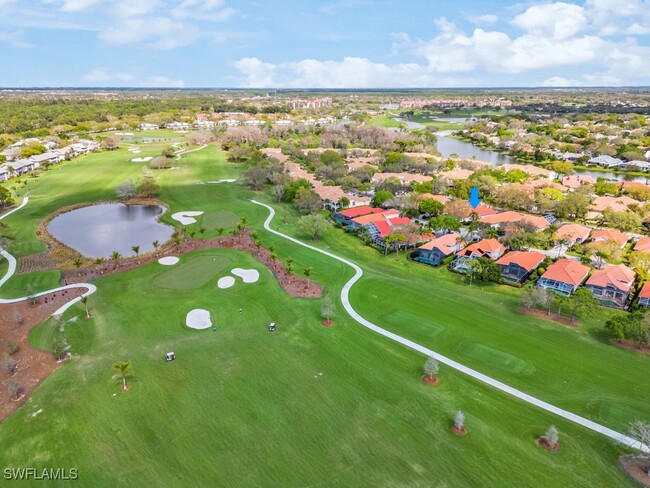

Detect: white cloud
60,0,103,12
541,76,584,87
99,17,200,49
140,75,185,88
468,14,498,25
80,69,184,87
0,30,34,48
511,2,588,40
170,0,235,21
234,57,276,87
82,68,133,82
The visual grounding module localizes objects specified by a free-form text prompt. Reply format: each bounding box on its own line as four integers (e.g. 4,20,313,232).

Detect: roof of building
639,281,650,299
562,174,596,188
388,217,413,227
634,237,650,253
496,251,546,272
352,209,400,225
586,264,635,293
540,259,590,286
460,238,505,257
373,220,392,238
591,228,629,247
419,193,451,204
590,195,641,213
439,168,474,181
418,233,461,254
337,205,384,218
555,223,592,242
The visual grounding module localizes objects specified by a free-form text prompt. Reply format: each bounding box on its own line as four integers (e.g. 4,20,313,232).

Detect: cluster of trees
115,175,159,200
604,311,650,348
521,287,599,322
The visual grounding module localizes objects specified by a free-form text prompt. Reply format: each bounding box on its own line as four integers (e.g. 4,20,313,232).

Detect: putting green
153,255,231,289
462,343,533,375
201,210,240,229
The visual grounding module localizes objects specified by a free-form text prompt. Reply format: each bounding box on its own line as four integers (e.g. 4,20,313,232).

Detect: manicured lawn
0,142,644,486
200,210,240,230
153,255,231,290
0,247,632,487
367,115,403,128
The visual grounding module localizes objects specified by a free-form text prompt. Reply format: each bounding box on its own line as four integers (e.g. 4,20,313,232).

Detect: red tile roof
351,209,400,225
419,193,450,204
639,281,650,299
586,264,635,293
496,251,545,272
634,237,650,253
555,224,591,243
374,220,392,238
418,233,461,255
388,217,413,227
540,259,590,286
338,205,384,218
459,238,505,258
590,195,641,213
591,229,628,247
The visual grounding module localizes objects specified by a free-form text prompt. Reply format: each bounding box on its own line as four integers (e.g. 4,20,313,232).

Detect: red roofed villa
537,259,591,296
585,264,635,308
591,229,629,248
496,251,546,283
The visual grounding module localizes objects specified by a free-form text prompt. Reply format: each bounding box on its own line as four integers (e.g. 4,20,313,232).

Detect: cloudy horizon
0,0,648,88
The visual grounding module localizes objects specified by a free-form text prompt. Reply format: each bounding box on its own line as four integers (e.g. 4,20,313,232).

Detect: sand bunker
217,276,235,289
207,179,237,184
131,157,153,162
115,132,134,136
158,256,179,265
186,309,212,330
171,211,204,225
128,147,140,152
231,268,260,283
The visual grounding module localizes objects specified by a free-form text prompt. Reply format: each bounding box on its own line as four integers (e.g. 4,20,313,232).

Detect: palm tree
80,296,90,319
286,263,294,275
152,240,160,250
286,256,294,267
94,257,105,265
556,238,569,258
112,361,134,391
304,267,313,289
111,250,121,262
198,227,206,235
595,250,608,269
131,245,140,256
217,227,224,235
73,257,83,269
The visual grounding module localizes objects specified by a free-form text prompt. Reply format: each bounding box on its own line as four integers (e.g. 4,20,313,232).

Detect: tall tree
321,296,336,325
570,288,599,322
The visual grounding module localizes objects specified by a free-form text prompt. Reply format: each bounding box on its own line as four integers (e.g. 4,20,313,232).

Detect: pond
47,203,174,258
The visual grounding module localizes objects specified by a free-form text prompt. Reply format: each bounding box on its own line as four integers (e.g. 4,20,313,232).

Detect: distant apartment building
288,98,332,109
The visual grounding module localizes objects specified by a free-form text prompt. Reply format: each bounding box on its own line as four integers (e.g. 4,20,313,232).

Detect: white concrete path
251,199,649,454
0,197,98,317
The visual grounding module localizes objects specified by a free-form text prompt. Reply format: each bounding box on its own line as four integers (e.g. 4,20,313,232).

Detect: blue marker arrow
468,187,481,209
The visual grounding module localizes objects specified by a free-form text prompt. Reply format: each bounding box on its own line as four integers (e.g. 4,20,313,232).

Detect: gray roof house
588,155,623,168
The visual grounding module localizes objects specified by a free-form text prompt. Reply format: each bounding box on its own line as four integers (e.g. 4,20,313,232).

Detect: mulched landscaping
0,288,86,423
609,339,650,356
517,307,581,328
421,375,439,386
451,425,468,436
536,438,560,452
619,455,650,487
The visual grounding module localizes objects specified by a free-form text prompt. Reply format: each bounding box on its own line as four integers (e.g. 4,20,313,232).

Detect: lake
48,203,174,258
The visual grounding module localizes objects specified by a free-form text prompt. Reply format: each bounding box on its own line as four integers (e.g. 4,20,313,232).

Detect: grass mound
201,210,240,230
153,255,230,289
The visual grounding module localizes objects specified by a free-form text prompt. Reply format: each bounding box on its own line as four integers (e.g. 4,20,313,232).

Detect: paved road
251,199,649,454
0,197,97,317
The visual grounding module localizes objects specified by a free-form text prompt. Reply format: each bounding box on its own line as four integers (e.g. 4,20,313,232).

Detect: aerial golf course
0,137,648,487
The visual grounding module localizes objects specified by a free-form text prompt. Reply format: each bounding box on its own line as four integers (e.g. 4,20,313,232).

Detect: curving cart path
251,199,649,454
0,197,97,317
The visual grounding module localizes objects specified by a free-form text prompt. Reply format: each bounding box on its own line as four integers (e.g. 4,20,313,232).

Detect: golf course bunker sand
158,256,179,265
217,276,235,289
201,179,237,184
231,268,260,283
131,157,153,162
186,309,212,330
171,211,204,225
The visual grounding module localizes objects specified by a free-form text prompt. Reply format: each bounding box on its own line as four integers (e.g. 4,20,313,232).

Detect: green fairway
153,255,231,289
367,114,403,128
0,141,645,487
201,210,240,230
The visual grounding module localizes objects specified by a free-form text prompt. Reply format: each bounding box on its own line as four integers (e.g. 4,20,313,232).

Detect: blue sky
0,0,649,88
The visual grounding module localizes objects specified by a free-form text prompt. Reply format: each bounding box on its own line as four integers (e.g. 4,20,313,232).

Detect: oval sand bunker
217,276,235,289
186,309,212,329
171,211,204,225
158,256,179,265
231,268,260,283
